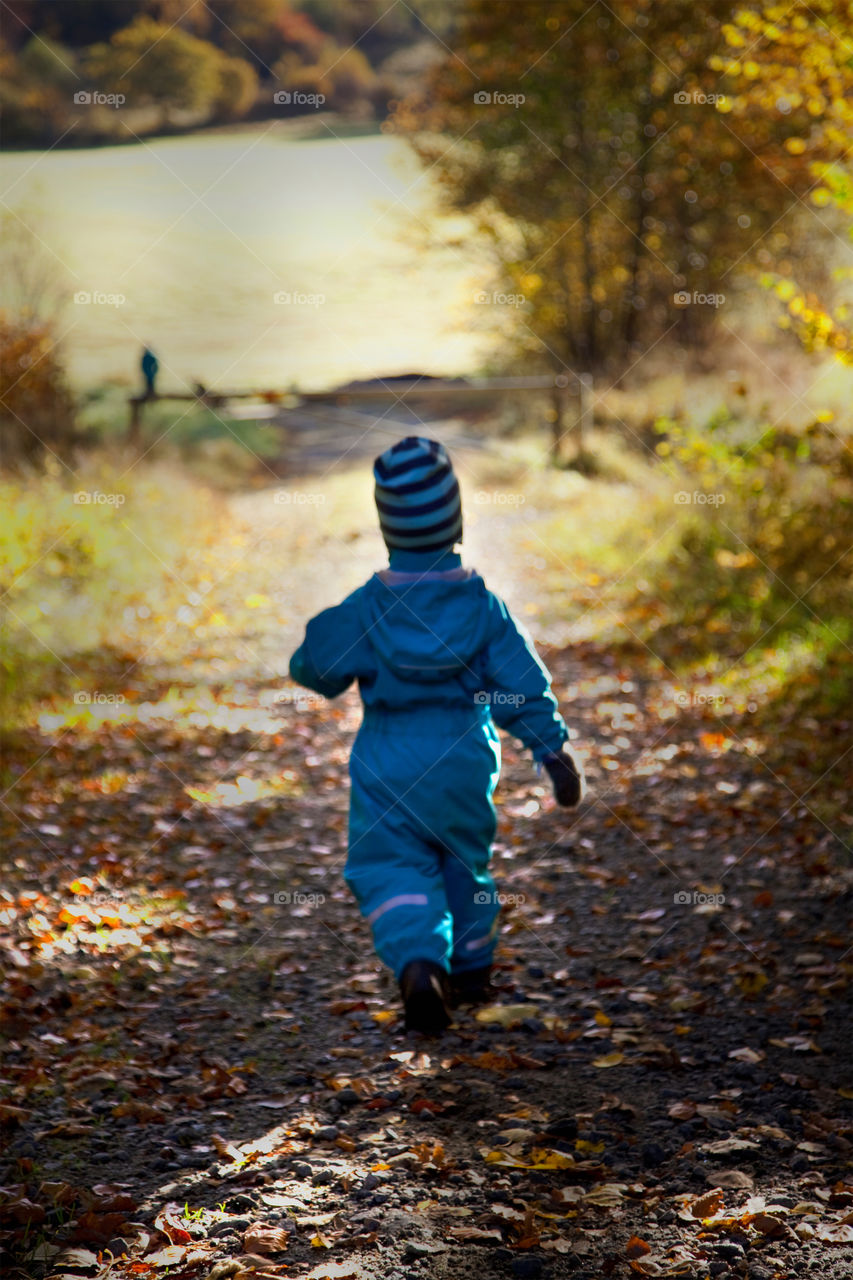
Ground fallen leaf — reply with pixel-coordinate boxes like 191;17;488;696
154;1205;191;1245
667;1101;696;1121
212;1132;243;1162
583;1184;629;1207
593;1052;625;1068
304;1264;359;1280
207;1263;245;1280
750;1212;787;1239
702;1137;759;1155
474;1003;541;1027
71;1211;129;1243
816;1221;853;1244
691;1189;723;1219
448;1226;503;1243
707;1169;753;1190
728;1046;764;1063
410;1098;445;1115
626;1234;652;1257
244;1224;289;1255
144;1245;186;1267
55;1248;99;1272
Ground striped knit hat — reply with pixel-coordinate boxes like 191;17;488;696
373;437;463;553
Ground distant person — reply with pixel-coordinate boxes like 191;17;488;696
141;346;158;399
288;437;586;1035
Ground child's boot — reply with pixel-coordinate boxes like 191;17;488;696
399;959;451;1035
449;964;495;1008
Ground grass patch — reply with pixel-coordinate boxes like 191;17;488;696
0;456;222;735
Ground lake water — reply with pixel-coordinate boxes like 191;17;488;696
0;122;490;392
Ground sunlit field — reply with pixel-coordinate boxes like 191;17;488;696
2;126;489;391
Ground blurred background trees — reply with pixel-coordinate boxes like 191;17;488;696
393;0;848;376
0;0;440;144
717;0;853;364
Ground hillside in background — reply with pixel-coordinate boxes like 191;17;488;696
0;0;450;146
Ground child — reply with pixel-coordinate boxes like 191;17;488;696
289;437;585;1034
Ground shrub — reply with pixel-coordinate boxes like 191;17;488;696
0;313;77;464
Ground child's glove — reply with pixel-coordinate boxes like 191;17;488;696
542;748;585;808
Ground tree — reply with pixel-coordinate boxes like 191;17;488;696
211;52;259;121
83;16;232;125
273;38;377;112
204;0;290;68
0;37;78;145
714;0;853;363
0;214;76;463
393;0;827;376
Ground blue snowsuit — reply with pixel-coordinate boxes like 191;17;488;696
289;547;569;981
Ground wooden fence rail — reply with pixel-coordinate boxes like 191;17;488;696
128;372;594;461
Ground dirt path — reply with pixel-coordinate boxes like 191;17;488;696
2;468;852;1280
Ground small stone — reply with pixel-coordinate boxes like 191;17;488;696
545;1117;578;1141
312;1168;335;1186
210;1218;250;1237
521;1018;545;1034
716;1242;745;1261
227;1193;256;1211
337;1088;359;1107
314;1125;339;1141
106;1238;129;1256
642;1143;667;1168
511;1258;544;1278
291;1161;312;1179
403;1241;441;1259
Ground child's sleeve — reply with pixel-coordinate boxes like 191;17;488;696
480;593;570;762
289;590;372;698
